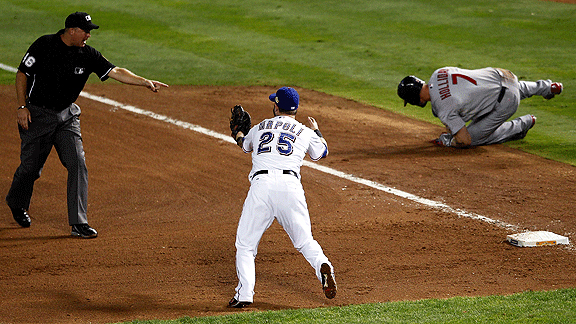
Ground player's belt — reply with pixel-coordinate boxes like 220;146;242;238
251;170;298;179
497;86;508;103
28;101;71;112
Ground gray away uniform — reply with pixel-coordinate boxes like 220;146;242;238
428;67;555;146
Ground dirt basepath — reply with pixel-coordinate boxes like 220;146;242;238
1;84;575;323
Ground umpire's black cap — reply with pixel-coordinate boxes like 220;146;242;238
65;12;99;31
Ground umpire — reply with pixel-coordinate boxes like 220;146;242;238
6;12;168;238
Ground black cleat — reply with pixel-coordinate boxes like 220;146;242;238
71;224;98;238
227;298;252;308
320;263;337;299
9;207;31;228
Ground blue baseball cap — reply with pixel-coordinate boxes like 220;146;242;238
269;87;299;111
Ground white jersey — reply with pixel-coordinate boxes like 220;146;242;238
233;114;333;303
428;67;505;134
242;115;328;179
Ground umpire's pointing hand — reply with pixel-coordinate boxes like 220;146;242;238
145;79;169;92
108;67;169;92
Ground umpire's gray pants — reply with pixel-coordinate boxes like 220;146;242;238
6;103;88;225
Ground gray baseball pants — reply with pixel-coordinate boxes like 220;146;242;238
467;79;555;146
6;103;88;225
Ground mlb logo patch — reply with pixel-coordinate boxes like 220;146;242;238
74;67;85;75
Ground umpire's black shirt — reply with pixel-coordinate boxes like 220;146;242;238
18;29;115;111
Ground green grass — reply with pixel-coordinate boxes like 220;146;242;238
0;0;574;164
1;1;575;321
118;288;576;323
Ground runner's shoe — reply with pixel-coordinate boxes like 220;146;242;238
544;82;563;99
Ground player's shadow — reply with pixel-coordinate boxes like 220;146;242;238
0;227;73;241
338;142;488;160
246;301;295;311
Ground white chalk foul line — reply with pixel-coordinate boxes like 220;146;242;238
0;63;18;73
1;62;517;230
304;162;517;229
79;92;234;143
82;92;518;231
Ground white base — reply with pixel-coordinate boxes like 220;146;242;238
507;231;570;247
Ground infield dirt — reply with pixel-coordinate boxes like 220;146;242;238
1;84;575;323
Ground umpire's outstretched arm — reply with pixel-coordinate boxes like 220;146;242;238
108;67;168;92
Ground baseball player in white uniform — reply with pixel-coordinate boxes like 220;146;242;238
398;67;563;147
228;87;336;308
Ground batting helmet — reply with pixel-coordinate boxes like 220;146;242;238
398;76;426;107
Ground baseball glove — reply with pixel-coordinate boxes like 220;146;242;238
230;105;251;139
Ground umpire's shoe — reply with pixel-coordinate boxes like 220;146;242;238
9;207;31;228
71;224;98;239
320;263;337;299
227;298;252;308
